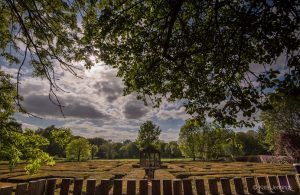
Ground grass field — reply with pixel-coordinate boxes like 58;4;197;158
0;160;297;193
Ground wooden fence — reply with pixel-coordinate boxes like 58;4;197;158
0;174;299;195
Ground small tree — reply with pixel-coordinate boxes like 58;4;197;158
179;119;202;161
66;138;91;161
136;121;161;150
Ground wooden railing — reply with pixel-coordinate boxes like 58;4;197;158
0;174;299;195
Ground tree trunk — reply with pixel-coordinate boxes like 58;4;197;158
77;150;81;162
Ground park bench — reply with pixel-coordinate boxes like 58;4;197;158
0;174;299;195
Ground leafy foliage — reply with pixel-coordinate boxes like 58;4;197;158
91;145;98;160
36;126;73;157
81;0;300;126
179;119;245;160
261;91;300;158
136;121;161;150
66;138;91;161
0;71;54;174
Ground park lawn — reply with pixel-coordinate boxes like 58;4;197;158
0;160;296;194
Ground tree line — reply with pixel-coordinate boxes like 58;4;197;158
1;70;299;175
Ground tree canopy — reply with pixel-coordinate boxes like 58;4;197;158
1;0;299;125
136;121;161;150
82;0;300;126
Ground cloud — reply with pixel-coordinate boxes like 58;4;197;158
23;94;108;119
1;61;197;141
156;106;189;121
123;99;150;119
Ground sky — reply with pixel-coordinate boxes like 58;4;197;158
1;49;288;141
1;58;193;142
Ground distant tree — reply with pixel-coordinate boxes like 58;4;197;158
91;145;98;160
261;92;300;159
179;119;202;161
36;126;73;157
136;121;161;150
224;133;244;158
66;138;91;161
51;128;73;149
119;141;139;159
163;141;182;158
88;137;108;147
236;130;269;155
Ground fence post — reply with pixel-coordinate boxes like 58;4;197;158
15;183;28;195
287;175;300;192
245;177;257;194
86;179;96;195
182;179;193;195
208;178;218;195
268;176;280;193
95;179;111;195
127;179;136;195
0;186;13;195
60;178;71;195
27;181;39;195
173;179;182;195
163;180;172;195
220;178;231;195
195;179;205;195
233;178;244;195
278;175;290;192
113;179;122;195
45;178;57;195
139;179;148;195
257;176;270;194
73;178;83;195
152;179;161;195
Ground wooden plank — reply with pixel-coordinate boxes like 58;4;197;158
220;178;232;195
173;179;182;195
268;176;280;193
287;175;300;192
86;179;96;195
257;176;270;194
28;181;39;195
95;179;111;195
46;178;57;195
15;183;28;195
195;179;205;195
0;186;13;195
73;178;83;195
233;178;245;195
113;179;122;195
127;180;136;195
162;180;172;195
208;178;218;195
39;179;47;195
182;179;193;195
278;175;290;192
139;179;148;195
152;179;161;195
245;177;257;194
60;178;71;195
